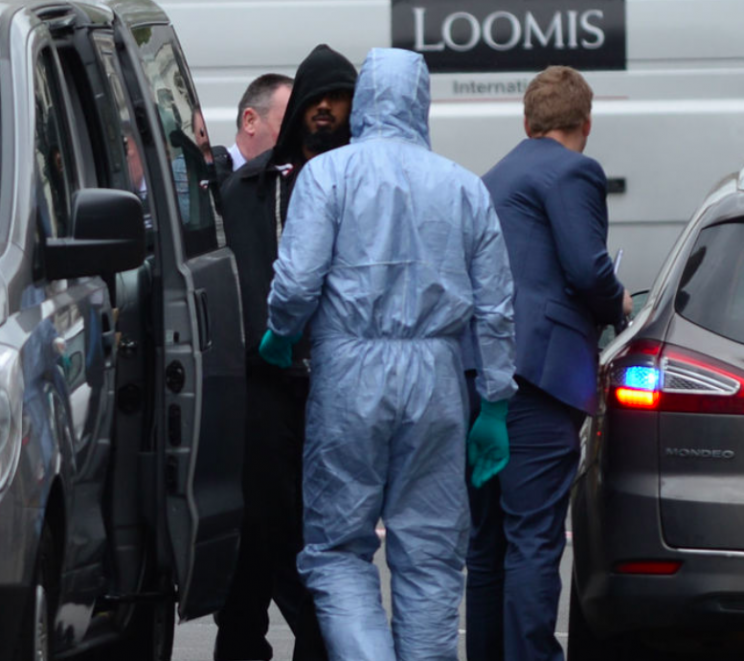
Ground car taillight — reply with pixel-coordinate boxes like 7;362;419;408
614;560;682;575
615;385;660;409
608;341;744;413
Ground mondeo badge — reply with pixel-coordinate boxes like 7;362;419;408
666;448;735;460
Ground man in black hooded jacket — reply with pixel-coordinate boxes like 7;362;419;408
215;44;357;661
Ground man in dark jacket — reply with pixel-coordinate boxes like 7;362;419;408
469;66;632;661
215;44;357;661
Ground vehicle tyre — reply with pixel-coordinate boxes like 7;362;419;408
15;523;57;661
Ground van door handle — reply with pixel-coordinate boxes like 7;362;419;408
194;289;211;351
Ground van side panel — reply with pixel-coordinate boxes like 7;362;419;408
161;0;744;291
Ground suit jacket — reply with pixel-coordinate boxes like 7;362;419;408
482;137;624;414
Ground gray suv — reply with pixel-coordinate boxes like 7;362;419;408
570;168;744;660
0;1;245;659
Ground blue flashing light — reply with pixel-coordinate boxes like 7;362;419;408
623;366;659;392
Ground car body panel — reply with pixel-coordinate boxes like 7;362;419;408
163;0;744;293
658;246;744;551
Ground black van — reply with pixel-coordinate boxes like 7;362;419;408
0;1;245;659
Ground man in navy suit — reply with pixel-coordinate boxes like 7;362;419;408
469;66;632;661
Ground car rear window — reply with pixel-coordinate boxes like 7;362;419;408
675;221;744;344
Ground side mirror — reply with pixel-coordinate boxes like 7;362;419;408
44;188;146;280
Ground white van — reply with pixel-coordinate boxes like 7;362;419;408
160;0;744;292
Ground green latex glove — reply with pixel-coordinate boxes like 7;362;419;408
468;399;510;488
258;329;300;369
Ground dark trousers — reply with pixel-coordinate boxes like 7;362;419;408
466;378;583;661
215;368;327;661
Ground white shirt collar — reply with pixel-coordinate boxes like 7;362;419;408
228;143;247;171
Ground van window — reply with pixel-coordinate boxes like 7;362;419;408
55;45;105;189
675;222;744;344
34;48;75;239
131;24;221;258
90;32;153;230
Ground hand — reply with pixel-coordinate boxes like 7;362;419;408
258;329;300;369
622;289;633;317
467;399;510;488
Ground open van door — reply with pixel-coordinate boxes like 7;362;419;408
114;16;245;619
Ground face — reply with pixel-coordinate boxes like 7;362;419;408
302;89;353;137
239;84;291;159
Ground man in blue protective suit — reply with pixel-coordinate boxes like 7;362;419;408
259;47;516;661
470;66;633;661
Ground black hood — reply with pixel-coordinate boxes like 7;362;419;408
273;44;357;163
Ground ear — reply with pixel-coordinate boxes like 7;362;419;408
242;108;258;136
582;117;592;138
523;116;532;138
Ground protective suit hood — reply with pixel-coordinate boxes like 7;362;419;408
351;48;431;148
